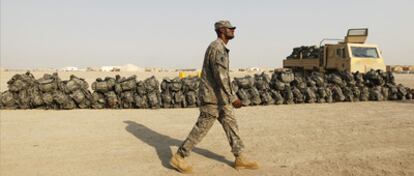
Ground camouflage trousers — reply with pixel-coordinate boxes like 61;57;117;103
177;104;245;157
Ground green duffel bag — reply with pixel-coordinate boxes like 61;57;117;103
397;85;408;97
8;79;28;92
304;87;317;103
317;87;327;100
161;92;172;108
144;76;159;92
53;91;69;105
173;91;185;106
120;75;137;91
161;79;171;91
92;81;110;93
18;89;31;109
332;86;346;102
235;76;254;89
121;91;135;109
248;87;262;105
114;84;123;94
134;94;148;109
121;80;137;91
62;99;76;110
236;89;250;106
39;79;57;93
185;91;197;107
122;91;135;104
271;90;284;105
42;92;54;105
259;91;274;105
77;101;90;109
328;74;343;86
311;74;325;87
91;92;106;109
280;71;294;83
1;91;17;109
70;89;86;104
283;88;294;104
170;78;182;92
105;91;119;108
65;79;81;93
70;75;89;89
136;81;147;96
359;87;369;101
147;92;160;108
381;87;389;100
31;92;44;107
182;77;199;92
292;87;304;103
105;77;116;89
369;86;384;101
272;81;285;91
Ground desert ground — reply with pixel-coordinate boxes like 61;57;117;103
1;71;414;176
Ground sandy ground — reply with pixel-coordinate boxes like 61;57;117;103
1;71;414;176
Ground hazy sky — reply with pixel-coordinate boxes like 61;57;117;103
1;0;413;69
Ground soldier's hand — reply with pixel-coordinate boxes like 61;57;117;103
232;99;242;109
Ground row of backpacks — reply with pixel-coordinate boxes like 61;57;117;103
232;69;413;106
0;72;202;110
1;70;413;110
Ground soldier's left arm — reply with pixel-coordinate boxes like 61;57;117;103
210;49;238;103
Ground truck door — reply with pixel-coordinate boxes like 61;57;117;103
335;47;347;71
325;45;346;71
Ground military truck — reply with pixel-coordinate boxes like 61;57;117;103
283;28;386;73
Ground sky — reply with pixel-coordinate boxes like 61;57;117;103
1;0;413;69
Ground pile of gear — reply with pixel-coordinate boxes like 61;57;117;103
286;45;323;59
90;75;162;109
232;75;261;106
160;77;200;108
232;69;413;106
0;72;201;110
1;70;413;110
0;72;91;109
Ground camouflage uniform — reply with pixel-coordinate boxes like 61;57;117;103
177;38;245;157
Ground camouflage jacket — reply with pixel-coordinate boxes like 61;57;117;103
199;38;237;105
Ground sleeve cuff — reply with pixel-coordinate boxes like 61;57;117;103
229;94;238;103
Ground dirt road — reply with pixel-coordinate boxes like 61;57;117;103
1;101;414;176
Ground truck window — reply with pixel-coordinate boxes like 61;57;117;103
351;47;379;58
336;48;345;58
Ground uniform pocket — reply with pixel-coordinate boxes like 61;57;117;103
199;85;212;103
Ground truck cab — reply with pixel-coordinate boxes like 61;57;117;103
283;28;386;73
324;29;386;73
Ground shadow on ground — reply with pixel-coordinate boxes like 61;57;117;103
124;120;233;170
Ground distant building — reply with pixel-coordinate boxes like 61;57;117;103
119;64;144;72
86;67;100;71
98;64;143;72
100;66;120;72
247;67;260;72
60;66;79;71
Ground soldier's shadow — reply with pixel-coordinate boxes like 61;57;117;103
123;120;233;170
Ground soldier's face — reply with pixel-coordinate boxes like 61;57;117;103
225;28;235;40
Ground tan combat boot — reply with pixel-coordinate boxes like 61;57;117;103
170;153;193;174
234;154;259;170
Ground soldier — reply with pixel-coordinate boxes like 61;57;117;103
170;20;259;173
